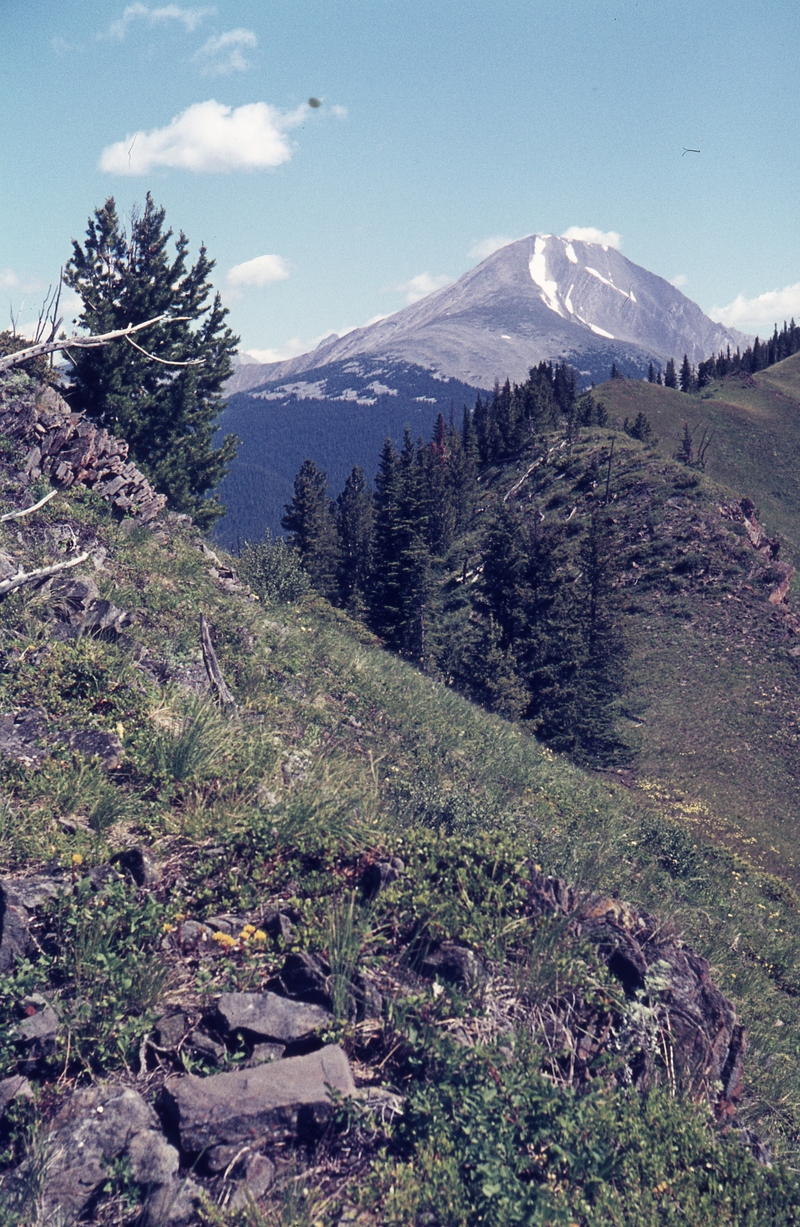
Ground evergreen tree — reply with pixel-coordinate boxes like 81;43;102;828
282;459;339;598
664;358;678;389
648;362;656;384
425;413;458;557
679;353;695;393
335;465;374;615
64;194;239;529
572;512;626;760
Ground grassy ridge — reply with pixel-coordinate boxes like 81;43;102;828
596;352;800;559
3;385;800;1217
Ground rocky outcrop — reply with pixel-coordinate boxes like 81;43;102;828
0;383;166;521
37;1085;189;1225
527;869;746;1115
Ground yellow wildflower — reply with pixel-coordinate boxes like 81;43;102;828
162;923;175;933
240;924;256;939
72;853;83;866
252;930;267;943
212;931;237;948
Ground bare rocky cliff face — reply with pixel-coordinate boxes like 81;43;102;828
230;235;751;395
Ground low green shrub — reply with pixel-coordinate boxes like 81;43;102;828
238;531;311;605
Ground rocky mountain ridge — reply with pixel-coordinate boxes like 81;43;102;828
230;235;751;395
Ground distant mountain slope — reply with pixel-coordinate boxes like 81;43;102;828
218;237;751;545
214;360;481;547
230;234;751;395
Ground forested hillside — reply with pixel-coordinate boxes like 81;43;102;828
275;357;800;883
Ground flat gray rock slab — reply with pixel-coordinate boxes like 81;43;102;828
215;991;332;1041
162;1043;356;1153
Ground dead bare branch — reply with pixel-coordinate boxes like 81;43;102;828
0;315;192;372
124;334;204;367
200;613;236;709
0;489;58;522
0;551;90;596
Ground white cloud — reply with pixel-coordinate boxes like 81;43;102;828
468;235;518;261
99;98;311;175
670;274;688;288
244;331;347;364
193;28;256;75
104;4;215;39
562;226;622;250
710;283;800;332
227;254;290;289
396;272;453;305
330;104;348;120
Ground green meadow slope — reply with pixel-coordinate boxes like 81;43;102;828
3;373;800;1221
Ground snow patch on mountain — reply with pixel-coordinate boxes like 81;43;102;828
529;237;566;319
585;266;634;301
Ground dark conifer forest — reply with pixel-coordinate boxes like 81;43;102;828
273;362;625;764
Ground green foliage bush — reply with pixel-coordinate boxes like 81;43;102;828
369;1028;800;1226
238;530;312;604
0;878;166;1080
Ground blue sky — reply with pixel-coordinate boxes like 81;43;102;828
2;0;799;359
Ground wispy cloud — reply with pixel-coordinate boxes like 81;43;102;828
103;4;215;40
562;226;622;250
51;35;79;55
193;28;256;75
227;254;290;289
670;274;689;288
710;283;800;332
468;235;519;261
99;98;314;175
396;272;453;305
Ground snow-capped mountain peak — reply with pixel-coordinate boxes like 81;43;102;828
228;234;751;395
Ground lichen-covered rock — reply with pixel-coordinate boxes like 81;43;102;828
39;1085;179;1221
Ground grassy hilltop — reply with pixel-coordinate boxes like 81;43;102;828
597;352;800;558
3;368;800;1223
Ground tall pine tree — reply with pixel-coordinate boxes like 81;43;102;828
64;194;239;529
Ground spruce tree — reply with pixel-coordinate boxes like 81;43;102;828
573;512;626;760
335;465;374;615
369;432;433;659
282;459;339;598
664;358;678;389
679;353;695;393
64;194;239;529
